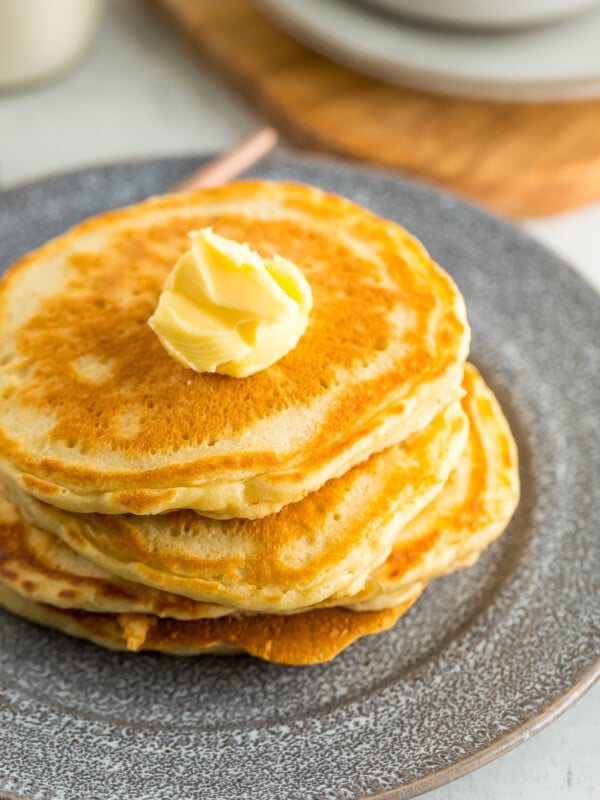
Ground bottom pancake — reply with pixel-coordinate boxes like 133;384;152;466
0;581;423;665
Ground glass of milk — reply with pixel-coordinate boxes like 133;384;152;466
0;0;103;89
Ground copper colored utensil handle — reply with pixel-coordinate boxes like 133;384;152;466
171;127;279;192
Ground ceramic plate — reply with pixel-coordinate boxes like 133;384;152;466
0;156;598;800
254;0;600;100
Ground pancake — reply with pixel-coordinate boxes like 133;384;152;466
0;490;419;617
0;367;518;664
0;366;519;623
0;181;469;518
2;400;469;612
0;494;228;620
0;582;424;665
339;364;520;610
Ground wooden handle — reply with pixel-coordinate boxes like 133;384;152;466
171;127;279;191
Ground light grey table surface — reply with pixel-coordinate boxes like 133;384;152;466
0;1;598;798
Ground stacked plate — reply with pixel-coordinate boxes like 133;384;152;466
255;0;600;100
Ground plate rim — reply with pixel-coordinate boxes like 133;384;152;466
373;663;599;800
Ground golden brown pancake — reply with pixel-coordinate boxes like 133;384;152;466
0;366;519;623
0;367;519;664
2;401;468;612
0;181;469;518
0;582;423;665
339;364;520;610
0;494;228;620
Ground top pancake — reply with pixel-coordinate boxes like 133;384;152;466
0;181;469;517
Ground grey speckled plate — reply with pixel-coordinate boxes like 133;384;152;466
0;156;598;800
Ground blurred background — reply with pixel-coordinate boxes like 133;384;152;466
2;0;600;287
0;0;598;797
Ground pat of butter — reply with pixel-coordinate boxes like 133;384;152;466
148;228;312;378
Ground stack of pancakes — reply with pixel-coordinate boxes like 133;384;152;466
0;182;519;664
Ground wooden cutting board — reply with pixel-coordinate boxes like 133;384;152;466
157;0;600;217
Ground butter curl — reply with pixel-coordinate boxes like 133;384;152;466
148;228;313;378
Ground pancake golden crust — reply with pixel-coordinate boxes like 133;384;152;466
4;402;468;612
345;364;520;610
0;581;422;665
0;181;469;517
0;494;226;619
0;366;519;663
0;365;518;622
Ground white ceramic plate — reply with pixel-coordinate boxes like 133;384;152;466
254;0;600;100
360;0;600;31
